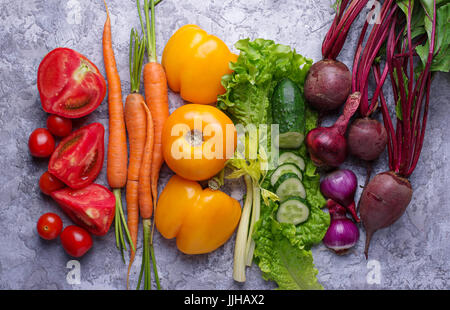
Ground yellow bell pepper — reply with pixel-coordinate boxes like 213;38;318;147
155;175;241;254
162;24;238;105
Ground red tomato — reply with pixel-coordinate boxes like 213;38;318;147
37;48;106;118
60;225;93;258
48;123;105;189
39;171;65;195
36;213;63;240
51;184;116;236
47;115;72;137
28;128;55;158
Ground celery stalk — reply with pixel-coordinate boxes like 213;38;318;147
232;175;253;282
245;183;260;266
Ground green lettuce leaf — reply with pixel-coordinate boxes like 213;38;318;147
218;38;312;127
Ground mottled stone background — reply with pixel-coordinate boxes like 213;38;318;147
0;0;449;290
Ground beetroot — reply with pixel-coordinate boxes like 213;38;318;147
304;59;352;112
359;171;412;258
305;0;368;113
347;118;388;161
51;183;116;236
306;92;360;167
346;1;396;167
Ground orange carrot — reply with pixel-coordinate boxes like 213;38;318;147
103;0;127;189
134;0;165;290
137;102;157;291
102;0;134;258
138;102;154;220
124;93;147;264
143;62;169;210
125;180;139;252
140;0;169;227
122;24;148;289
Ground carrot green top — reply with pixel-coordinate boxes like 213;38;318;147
129;28;146;93
137;0;162;63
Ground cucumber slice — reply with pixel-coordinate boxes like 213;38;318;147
275;175;306;201
270;163;303;187
278;152;305;171
278;132;304;149
277;197;310;225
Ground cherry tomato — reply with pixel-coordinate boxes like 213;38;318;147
28;128;55;158
46;115;72;137
60;225;93;258
36;213;63;240
39;171;65;195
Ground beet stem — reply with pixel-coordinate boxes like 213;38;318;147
407;74;431;177
322;0;369;60
352;0;397;117
322;0;350;58
373;64;397;171
386;0;437;177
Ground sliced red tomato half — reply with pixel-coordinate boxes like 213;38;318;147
38;48;106;118
48;122;105;189
51;184;115;236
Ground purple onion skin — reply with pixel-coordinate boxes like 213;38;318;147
348;118;388;161
306;127;347;168
323;201;360;255
304;59;352;112
320;169;357;207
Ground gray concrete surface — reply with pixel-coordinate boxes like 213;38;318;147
0;0;449;290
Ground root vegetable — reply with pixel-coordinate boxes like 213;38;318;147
304;0;369;113
347;117;388;161
304;60;352;112
306;92;360;167
323;200;359;255
359;171;412;258
357;0;445;258
347;0;396;165
320;169;360;222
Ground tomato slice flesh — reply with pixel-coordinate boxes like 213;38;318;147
38;48;106;119
48;123;104;189
51;184;116;236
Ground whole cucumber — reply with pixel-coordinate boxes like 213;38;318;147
272;78;306;149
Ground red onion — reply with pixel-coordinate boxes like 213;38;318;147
306;92;360;168
320;169;357;206
323;200;359;255
320;169;360;222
